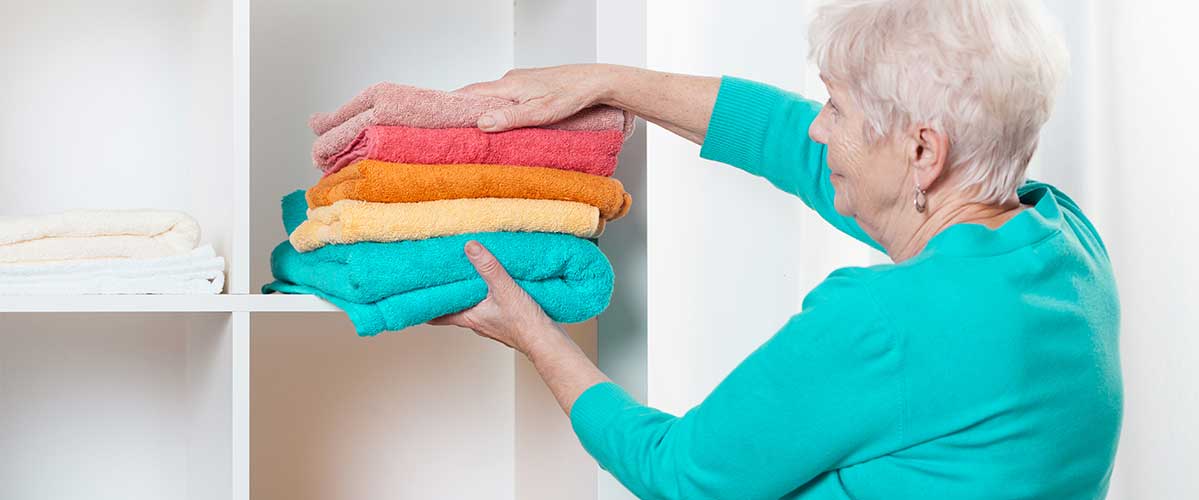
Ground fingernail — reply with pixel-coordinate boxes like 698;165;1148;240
478;115;496;129
466;241;482;257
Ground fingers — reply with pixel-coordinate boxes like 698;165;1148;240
428;312;465;327
464;241;519;296
452;80;516;100
454;80;555;132
454;69;530;100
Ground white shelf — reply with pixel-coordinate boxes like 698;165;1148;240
234;294;341;312
0;0;634;499
0;294;340;313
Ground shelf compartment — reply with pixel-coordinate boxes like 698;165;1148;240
0;313;240;500
249;314;518;499
0;0;241;294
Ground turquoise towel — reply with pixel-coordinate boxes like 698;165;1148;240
262;190;615;336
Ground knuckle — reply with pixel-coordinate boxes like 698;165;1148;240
476;255;502;274
500;107;523;125
509;104;550;126
526;104;551;122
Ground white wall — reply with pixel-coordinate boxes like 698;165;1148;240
644;0;870;418
1096;2;1199;498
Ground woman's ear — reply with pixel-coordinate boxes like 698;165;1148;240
908;124;950;189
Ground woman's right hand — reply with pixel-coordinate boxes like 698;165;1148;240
454;64;620;133
459;64;718;145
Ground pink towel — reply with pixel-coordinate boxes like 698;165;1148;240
310;82;635;169
323;126;624;177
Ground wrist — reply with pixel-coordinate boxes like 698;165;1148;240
520;321;574;364
591;64;636;107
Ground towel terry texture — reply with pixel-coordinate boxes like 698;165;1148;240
263;190;614;336
308;160;632;220
322;125;624;176
0;245;225;295
0;209;200;263
310;82;634;168
290;197;604;252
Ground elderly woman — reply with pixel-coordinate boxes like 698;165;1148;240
433;1;1122;498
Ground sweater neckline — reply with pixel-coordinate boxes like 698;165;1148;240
921;184;1063;257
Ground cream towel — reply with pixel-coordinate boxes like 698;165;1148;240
0;209;200;263
289;198;603;253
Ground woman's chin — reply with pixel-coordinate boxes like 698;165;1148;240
831;195;854;217
829;176;853;215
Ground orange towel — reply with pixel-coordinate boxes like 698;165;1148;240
306;160;633;221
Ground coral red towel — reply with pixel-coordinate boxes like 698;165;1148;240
323;126;624;177
311;82;634;169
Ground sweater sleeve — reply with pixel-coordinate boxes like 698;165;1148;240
699;76;883;252
569;270;904;499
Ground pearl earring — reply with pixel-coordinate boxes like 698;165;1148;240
914;184;927;213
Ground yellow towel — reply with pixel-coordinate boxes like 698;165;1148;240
289;198;604;252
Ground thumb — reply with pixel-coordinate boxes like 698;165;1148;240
477;100;557;132
464;241;518;296
428;311;466;327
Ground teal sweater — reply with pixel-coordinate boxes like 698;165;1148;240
569;77;1122;499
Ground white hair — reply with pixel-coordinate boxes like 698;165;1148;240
809;0;1070;204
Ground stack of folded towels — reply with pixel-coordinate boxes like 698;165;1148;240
0;209;225;294
263;82;634;336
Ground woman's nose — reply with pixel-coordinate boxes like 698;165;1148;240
809;108;831;145
809;118;829;145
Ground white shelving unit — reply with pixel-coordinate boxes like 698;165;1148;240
0;1;647;499
0;295;340;313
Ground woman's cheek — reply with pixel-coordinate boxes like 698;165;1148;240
828;163;855;214
829;140;869;215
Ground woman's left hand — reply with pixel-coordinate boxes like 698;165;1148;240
428;240;557;354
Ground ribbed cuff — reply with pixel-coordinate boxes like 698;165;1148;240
570;381;638;459
699;76;787;173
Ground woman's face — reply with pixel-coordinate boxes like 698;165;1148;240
808;78;909;222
